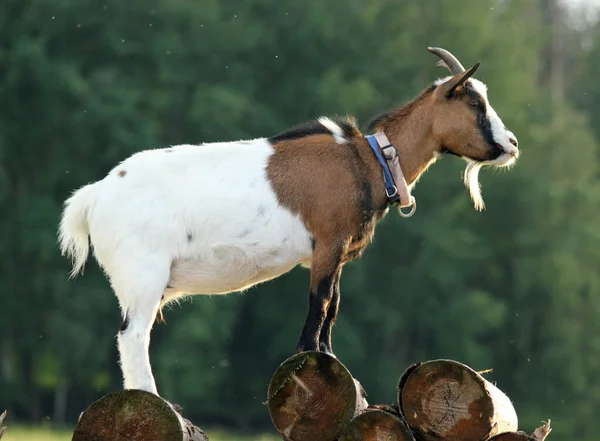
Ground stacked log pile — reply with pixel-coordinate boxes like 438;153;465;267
267;353;552;441
67;353;551;440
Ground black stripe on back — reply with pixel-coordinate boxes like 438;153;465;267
269;116;358;144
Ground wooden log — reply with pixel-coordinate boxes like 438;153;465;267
531;420;552;440
0;410;6;439
338;409;416;441
489;434;535;441
72;389;208;441
398;359;518;441
267;351;368;441
489;420;552;441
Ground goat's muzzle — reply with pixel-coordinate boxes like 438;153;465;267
493;144;519;167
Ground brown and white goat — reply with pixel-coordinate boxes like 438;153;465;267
59;47;519;397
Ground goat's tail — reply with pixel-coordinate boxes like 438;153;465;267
58;183;95;278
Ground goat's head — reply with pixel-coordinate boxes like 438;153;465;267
428;47;519;210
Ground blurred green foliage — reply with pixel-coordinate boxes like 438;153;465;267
1;0;600;439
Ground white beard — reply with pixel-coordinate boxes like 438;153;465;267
463;152;516;211
464;160;485;211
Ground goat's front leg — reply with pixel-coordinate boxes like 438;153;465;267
296;244;343;353
318;270;341;357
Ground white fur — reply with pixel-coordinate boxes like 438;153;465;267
59;138;314;393
318;117;347;144
433;75;454;86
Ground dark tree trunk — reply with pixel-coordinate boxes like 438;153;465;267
539;0;566;106
52;377;68;426
1;336;14;383
398;360;518;441
266;351;368;441
72;390;208;441
22;349;41;422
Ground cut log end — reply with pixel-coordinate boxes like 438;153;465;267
338;409;416;441
267;351;367;441
399;359;518;441
72;390;208;441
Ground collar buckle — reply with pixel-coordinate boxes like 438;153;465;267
385;185;399;199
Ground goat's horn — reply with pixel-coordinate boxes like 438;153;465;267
428;47;465;74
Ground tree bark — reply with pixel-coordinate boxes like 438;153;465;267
338;408;415;441
398;359;518;441
72;390;208;441
489;434;535;441
489;420;552;441
0;410;7;439
267;351;368;441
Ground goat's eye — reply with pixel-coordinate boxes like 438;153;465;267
469;101;479;109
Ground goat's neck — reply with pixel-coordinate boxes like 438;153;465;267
378;106;440;186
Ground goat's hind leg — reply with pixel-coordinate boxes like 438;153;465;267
111;258;170;396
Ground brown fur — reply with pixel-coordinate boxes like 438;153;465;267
268;132;389;351
431;72;501;162
268;134;388;267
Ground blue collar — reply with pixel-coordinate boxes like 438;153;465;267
365;134;400;205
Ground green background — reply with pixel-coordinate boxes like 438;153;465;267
1;0;600;439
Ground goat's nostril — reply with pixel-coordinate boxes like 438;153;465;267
509;137;518;148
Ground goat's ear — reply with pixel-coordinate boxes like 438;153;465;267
442;62;481;98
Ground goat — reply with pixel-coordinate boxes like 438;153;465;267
58;47;519;398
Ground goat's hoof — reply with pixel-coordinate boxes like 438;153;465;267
319;342;337;358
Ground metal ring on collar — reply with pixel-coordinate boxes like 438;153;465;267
397;199;416;218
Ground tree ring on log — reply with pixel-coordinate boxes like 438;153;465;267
338;409;416;441
267;351;366;441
